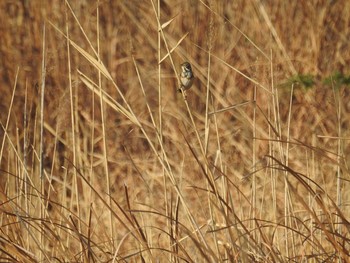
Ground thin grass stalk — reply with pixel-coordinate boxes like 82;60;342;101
181;95;217;245
268;49;279;252
283;143;289;255
265;39;287;258
157;0;162;148
15;118;21;218
24;78;29;249
181;90;219;197
96;0;114;249
335;84;342;209
64;5;82;255
252;85;257;241
30;106;38;255
310;133;317;257
156;0;170;256
131;57;161;255
204;3;222;259
39;24;45;181
270;65;289;256
304;145;313;257
210;96;230;258
88;4;97;249
204;8;212;157
39;23;46;262
286;83;296;257
130;56;160;256
48;108;60;259
334;81;343;260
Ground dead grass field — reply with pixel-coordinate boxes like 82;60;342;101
1;0;350;262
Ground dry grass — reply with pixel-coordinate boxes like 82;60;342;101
1;0;350;262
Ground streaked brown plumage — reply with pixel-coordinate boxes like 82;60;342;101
178;62;194;92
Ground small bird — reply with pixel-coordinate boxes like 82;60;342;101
178;62;194;92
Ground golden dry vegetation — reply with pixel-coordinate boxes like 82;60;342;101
1;0;350;262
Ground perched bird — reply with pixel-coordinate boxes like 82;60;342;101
178;62;194;92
